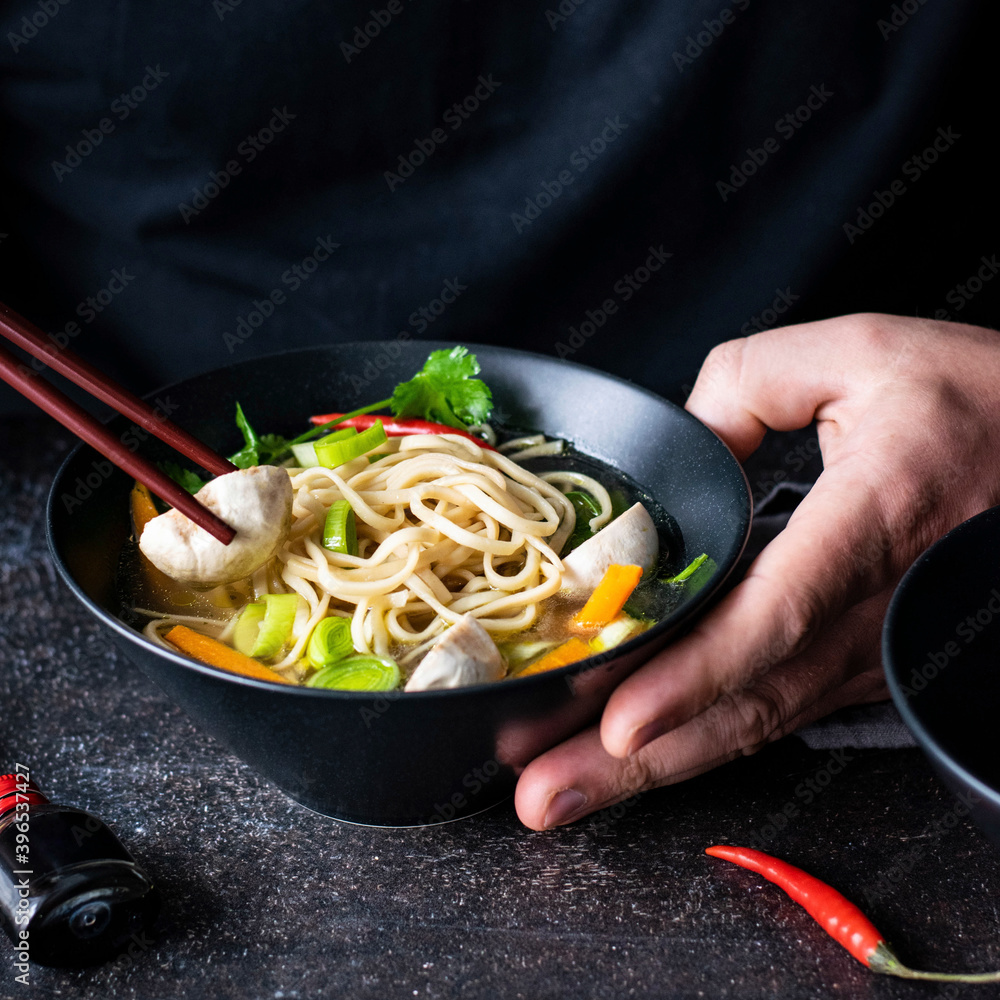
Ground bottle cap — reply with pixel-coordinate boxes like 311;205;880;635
0;772;49;817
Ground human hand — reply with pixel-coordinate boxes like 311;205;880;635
515;314;1000;830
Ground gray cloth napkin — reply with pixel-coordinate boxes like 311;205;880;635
745;482;917;750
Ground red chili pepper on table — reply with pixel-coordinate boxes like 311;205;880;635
309;412;497;450
706;845;1000;983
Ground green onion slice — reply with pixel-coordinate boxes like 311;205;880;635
323;499;358;555
314;420;387;468
306;616;355;668
232;602;266;656
306;655;400;691
249;593;300;658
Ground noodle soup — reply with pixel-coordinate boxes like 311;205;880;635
125;428;689;691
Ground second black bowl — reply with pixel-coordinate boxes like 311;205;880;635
883;504;1000;850
47;342;751;825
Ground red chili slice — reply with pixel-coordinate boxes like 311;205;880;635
309;412;496;450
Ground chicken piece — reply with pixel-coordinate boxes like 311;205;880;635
561;501;659;595
139;466;293;588
404;615;506;691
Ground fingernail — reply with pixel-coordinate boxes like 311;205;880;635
543;788;588;829
627;719;667;756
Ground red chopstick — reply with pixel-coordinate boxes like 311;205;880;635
0;307;236;545
0;301;235;477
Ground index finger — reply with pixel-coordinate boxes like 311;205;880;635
685;314;912;459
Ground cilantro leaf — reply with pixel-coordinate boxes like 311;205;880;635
228;402;261;469
228;405;293;468
389;347;493;430
159;461;207;494
258;433;292;464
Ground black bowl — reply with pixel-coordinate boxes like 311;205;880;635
883;505;1000;849
47;342;751;826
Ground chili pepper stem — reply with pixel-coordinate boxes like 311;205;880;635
870;942;1000;983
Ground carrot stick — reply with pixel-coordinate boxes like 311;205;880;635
164;624;294;685
572;564;643;629
518;637;592;676
130;481;159;537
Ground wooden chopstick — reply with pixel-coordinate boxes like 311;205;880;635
0;339;236;546
0;301;236;477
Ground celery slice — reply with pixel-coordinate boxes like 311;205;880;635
314;420;387;468
306;655;400;691
250;593;300;658
306;616;355;668
323;499;357;555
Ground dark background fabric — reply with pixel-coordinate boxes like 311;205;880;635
0;0;995;415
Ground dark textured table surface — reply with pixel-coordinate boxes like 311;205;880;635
3;416;1000;1000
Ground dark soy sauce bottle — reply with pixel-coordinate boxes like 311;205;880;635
0;773;160;966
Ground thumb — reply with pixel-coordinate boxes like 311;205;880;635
599;459;895;758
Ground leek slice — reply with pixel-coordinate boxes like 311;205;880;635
250;593;300;658
306;616;355;668
314;420;387;468
323;499;357;555
290;442;319;467
589;615;642;653
233;603;266;656
306;655;400;691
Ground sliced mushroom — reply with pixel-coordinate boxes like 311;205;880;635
561;501;659;595
139;466;293;588
404;615;506;691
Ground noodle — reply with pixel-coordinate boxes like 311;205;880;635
132;423;662;689
271;434;569;668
